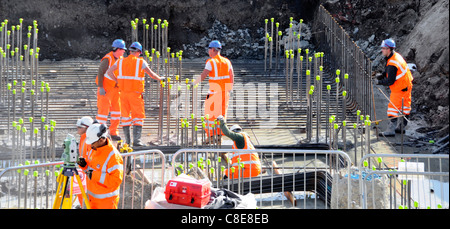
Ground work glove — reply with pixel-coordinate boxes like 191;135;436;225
77;157;87;168
99;87;106;96
373;79;379;85
216;115;225;123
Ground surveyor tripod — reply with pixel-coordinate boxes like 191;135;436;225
52;164;90;209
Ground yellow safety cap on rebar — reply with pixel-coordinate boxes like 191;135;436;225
17;164;23;173
377;157;382;163
363;160;368;167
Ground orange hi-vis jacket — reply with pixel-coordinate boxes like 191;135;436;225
79;133;90;160
116;55;146;127
77;133;90;207
80;139;123;209
226;132;261;179
386;52;413;117
96;52;121;91
204;54;233;136
116;55;146;93
96;52;122;135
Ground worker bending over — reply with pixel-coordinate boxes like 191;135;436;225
106;42;165;147
216;115;261;179
96;39;126;141
374;39;413;136
193;40;234;144
77;122;123;209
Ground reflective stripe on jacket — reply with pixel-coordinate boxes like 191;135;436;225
85;139;123;201
117;55;145;93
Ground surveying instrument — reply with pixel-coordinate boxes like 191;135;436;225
52;134;91;209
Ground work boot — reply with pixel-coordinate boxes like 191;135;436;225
133;125;145;147
395;125;406;134
217;135;222;145
395;117;408;134
202;135;220;145
110;135;122;141
203;136;213;145
123;126;131;145
379;119;397;137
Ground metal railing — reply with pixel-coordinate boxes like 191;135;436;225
0;161;63;209
119;150;166;209
0;150;166;209
358;154;449;209
170;148;352;209
2;147;447;209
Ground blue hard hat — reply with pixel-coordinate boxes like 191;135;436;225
129;42;143;52
112;39;127;50
380;39;396;49
208;40;222;49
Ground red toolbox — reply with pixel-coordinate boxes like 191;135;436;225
165;176;211;208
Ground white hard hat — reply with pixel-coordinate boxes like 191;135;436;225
76;116;94;128
230;124;242;133
85;123;108;144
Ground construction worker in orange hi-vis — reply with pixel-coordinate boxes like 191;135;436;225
192;40;234;144
75;116;93;208
96;39;127;141
374;39;414;137
77;122;123;209
216;115;261;179
106;41;165;147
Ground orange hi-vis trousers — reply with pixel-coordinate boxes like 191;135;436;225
204;91;230;137
96;87;121;136
120;91;145;127
387;85;412;118
204;87;231;137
